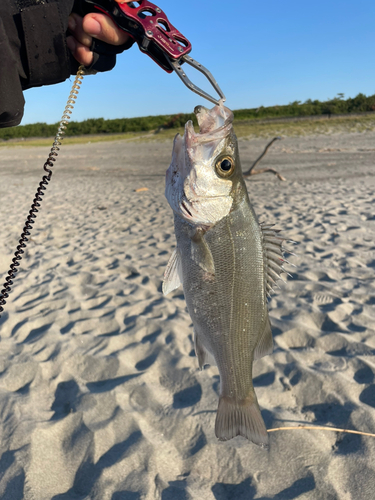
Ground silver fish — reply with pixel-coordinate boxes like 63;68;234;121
163;104;288;447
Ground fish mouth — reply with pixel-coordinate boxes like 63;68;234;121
183;105;234;152
195;104;233;133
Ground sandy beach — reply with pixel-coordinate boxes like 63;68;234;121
0;128;375;499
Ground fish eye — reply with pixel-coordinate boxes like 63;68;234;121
215;156;235;178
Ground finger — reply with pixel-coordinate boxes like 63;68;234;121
82;13;130;46
68;13;92;47
66;36;94;66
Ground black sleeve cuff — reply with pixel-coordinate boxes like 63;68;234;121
84;36;135;73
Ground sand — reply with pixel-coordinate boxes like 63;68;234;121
0;129;374;499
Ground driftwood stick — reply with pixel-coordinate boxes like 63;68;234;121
267;425;375;438
244;136;281;174
243;136;285;180
247;167;286;182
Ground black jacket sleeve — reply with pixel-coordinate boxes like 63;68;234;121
0;0;75;128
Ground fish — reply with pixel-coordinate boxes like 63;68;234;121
163;103;289;447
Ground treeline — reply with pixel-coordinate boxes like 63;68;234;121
234;93;375;120
1;93;375;141
0;113;197;140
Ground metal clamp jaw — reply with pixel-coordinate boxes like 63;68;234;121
77;0;226;105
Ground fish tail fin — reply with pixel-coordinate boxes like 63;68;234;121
215;395;269;448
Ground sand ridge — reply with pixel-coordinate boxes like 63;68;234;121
0;132;374;498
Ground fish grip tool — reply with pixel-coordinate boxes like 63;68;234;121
77;0;226;105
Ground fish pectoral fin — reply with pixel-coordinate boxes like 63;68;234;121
194;331;216;369
215;395;269;448
253;320;273;360
190;231;215;274
162;248;183;295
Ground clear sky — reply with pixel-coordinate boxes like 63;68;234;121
21;0;375;124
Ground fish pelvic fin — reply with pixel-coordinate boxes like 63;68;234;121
194;331;216;369
254;319;273;360
215;395;269;448
162;248;183;295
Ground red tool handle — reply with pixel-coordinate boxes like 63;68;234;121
118;1;191;60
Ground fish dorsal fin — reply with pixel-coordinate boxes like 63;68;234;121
162;248;183;295
194;331;216;369
254;320;273;360
260;223;289;298
190;228;215;274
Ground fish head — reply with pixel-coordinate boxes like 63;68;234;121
165;104;246;226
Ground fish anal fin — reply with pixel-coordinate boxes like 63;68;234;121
190;229;215;274
162;248;183;296
215;395;269;448
194;331;216;369
254;320;273;360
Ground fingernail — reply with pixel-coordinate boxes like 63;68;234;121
87;19;101;36
66;37;76;52
68;16;76;31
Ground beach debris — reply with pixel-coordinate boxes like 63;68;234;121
134;187;149;193
163;103;291;446
243;137;286;181
268;425;375;438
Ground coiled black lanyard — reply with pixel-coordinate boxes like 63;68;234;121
0;66;85;319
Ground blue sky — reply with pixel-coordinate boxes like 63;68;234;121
22;0;375;124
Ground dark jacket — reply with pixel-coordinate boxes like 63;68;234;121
0;0;77;128
0;0;134;129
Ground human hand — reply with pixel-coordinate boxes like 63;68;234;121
67;0;133;67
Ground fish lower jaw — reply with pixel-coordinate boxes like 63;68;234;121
180;200;193;218
177;200;208;226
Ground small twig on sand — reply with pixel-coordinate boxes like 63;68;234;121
268;425;375;438
243;136;286;181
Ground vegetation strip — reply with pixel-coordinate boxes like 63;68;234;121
1;93;375;141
